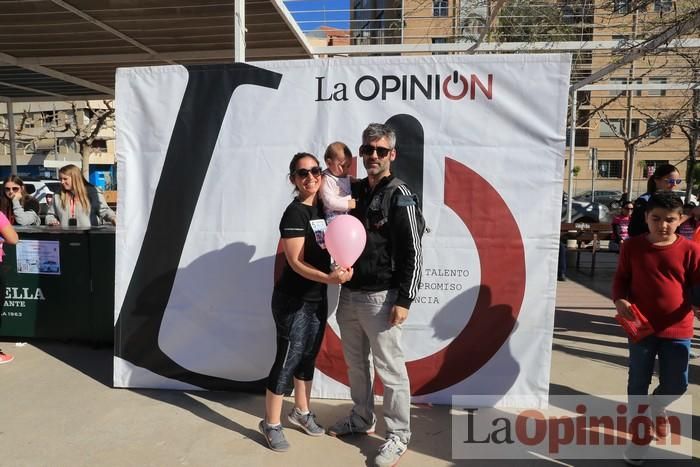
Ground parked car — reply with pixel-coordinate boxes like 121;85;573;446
562;193;611;223
671;191;698;206
573;190;623;209
20;179;59;204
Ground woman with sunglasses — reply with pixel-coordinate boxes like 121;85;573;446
259;152;353;452
610;202;634;252
629;164;685;237
0;175;41;226
45;164;116;227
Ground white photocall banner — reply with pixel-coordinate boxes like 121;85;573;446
114;55;571;406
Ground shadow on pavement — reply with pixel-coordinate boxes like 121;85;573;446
563;250;617;300
33;339;113;387
133;389;264;446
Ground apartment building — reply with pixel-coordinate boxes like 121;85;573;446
580;0;697;198
350;0;403;44
349;0;464;46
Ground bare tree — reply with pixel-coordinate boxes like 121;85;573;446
2;101;114;178
669;50;700;197
0;111;34;155
580;1;700;194
60;101;114;179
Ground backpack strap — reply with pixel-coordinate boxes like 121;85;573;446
383;178;416;216
380;178;424;232
367;177;427;235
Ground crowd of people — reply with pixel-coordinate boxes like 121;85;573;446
595;164;698;465
0;164;116;365
0;164;115;229
557;163;699;465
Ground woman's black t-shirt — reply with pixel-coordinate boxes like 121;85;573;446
275;199;330;302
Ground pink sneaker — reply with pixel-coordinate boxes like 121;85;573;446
0;352;14;364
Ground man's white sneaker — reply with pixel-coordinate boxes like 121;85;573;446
374;434;407;467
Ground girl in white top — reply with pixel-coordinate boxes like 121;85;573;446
319;142;356;223
46;164;116;227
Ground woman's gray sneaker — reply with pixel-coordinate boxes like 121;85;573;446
287;409;325;436
327;413;376;437
259;420;290;452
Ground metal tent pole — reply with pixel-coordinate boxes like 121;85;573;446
7;100;17;174
567;89;577;223
234;0;246;62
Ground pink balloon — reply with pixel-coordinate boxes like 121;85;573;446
325;215;366;268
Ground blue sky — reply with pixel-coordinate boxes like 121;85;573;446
283;1;350;31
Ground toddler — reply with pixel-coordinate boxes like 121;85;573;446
319;142;355;223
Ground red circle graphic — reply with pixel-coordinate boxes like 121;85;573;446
315;157;527;395
442;74;469;100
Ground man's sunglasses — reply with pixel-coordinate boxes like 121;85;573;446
293;166;322;178
4;186;20;193
359;144;392;158
664;178;683;185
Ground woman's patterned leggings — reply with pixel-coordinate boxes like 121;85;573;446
266;289;327;395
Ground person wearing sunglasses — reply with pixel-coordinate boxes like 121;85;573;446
328;123;423;467
45;164;115;227
629;164;687;237
0;175;40;226
259;152;353;452
610;203;634;252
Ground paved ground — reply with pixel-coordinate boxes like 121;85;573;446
0;252;698;466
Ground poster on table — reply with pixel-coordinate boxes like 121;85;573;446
114;54;571;406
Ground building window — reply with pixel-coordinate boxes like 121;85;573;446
609;78;626;96
613;0;630;14
648;77;667;96
433;0;448;17
58;137;76;153
644;160;670;178
597;160;623;178
432;37;448;55
565;128;589;147
630;119;640;137
609;77;642;96
90;140;108;152
600;119;623;137
646;119;670;138
42;111;56;126
654;0;673;13
600;119;639;138
632;78;642;96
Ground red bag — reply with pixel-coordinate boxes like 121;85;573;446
615;304;654;343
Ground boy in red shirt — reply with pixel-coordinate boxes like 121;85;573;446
612;193;700;465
